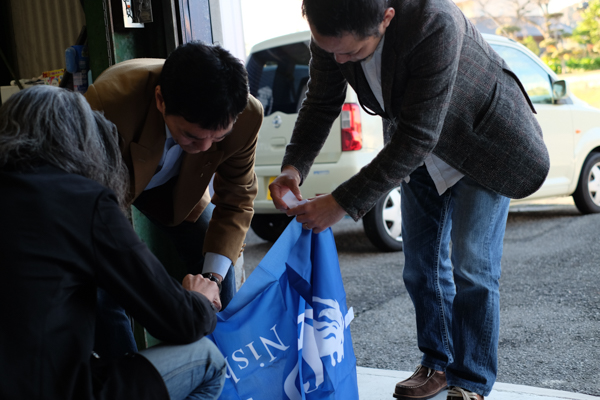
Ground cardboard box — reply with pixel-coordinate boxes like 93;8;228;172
0;86;21;103
42;69;64;86
0;84;36;104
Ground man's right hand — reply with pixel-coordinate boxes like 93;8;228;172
182;274;222;311
269;165;303;211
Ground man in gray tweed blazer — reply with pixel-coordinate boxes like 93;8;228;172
269;0;550;399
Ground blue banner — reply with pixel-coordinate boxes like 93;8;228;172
208;220;358;400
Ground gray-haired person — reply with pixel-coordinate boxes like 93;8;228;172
268;0;550;399
0;85;226;400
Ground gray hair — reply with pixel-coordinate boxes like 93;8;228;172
0;85;129;210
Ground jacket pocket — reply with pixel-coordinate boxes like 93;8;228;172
502;68;536;113
473;80;501;135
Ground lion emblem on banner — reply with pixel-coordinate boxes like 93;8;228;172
284;297;354;399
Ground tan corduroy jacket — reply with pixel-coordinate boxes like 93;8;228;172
86;58;263;262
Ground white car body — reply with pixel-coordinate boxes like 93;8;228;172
248;32;384;215
486;36;600;203
247;31;600;250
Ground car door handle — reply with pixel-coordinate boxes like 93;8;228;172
270;137;287;148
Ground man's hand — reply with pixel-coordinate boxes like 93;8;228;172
182;274;222;311
286;194;346;234
269;165;303;211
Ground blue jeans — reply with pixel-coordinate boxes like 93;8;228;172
140;338;226;400
95;288;138;357
401;166;510;396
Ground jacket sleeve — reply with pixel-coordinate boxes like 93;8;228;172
282;39;349;184
332;12;462;220
203;95;263;263
92;189;217;344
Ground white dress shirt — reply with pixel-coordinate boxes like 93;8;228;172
145;126;183;191
144;125;232;278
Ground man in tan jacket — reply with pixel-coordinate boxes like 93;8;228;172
85;41;263;357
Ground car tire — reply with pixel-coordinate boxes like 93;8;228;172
250;214;294;243
573;152;600;214
362;187;403;252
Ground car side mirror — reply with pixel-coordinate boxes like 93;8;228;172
552;80;567;100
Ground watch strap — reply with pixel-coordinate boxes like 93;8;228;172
201;272;222;293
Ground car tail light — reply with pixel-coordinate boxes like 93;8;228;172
341;103;362;151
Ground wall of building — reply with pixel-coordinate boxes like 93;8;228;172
9;0;85;79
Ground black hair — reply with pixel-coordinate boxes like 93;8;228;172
159;41;249;130
302;0;389;39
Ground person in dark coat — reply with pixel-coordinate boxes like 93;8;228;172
268;0;550;399
0;85;226;400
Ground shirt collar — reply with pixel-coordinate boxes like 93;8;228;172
165;123;173;141
361;34;385;65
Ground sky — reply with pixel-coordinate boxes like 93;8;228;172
548;0;583;12
239;0;584;57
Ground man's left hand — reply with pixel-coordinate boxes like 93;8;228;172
182;274;222;311
285;194;346;234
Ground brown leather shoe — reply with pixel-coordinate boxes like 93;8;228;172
393;365;448;399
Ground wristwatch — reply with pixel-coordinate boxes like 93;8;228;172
202;272;222;293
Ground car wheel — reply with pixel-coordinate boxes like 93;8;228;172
573;152;600;214
362;187;403;252
250;214;294;242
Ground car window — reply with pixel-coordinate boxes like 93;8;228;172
491;44;553;104
247;41;311;117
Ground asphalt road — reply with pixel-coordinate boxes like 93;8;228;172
242;198;600;397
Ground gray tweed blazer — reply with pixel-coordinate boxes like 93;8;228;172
282;0;550;220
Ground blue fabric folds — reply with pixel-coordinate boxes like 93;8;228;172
208;219;358;400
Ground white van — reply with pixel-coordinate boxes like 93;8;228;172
246;31;600;251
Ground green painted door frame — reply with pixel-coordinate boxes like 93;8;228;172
83;0;217;350
82;0;177;80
